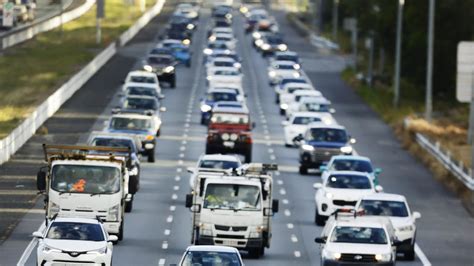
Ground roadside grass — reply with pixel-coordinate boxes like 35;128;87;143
0;0;154;139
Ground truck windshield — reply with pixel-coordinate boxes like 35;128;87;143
204;184;261;211
210;113;249;124
51;165;121;194
330;226;388;245
182;251;242;266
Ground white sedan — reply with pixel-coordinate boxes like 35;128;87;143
267;60;301;85
313;171;383;225
177;245;244;266
282;112;336;146
34;217;116;266
123;70;159;88
206;57;241;76
187;154;242;190
279;85;321;115
286;96;334;119
209;32;237;50
207;66;243;88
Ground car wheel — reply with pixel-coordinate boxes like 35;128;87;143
156;129;161;137
186;60;191;67
315;208;325;226
170;76;176;88
117;221;124;242
275;95;280;104
147;150;155;163
299;165;308;175
125;200;133;213
244;151;252;163
279;109;286;116
248;248;261;258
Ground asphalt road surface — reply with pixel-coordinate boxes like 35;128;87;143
0;1;473;266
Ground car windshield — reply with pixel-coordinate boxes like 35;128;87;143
292;116;321;125
204;184;261;211
148;56;172;65
274;64;295;70
126;87;157;97
276;55;298;62
208;92;237;102
150;48;171;55
46;222;105;241
330;159;373;173
210;113;249;124
199;160;240;169
287;87;310;93
266;36;283;44
213;70;239;76
281;79;306;85
307;128;348;142
129;75;156;84
110;117;151;131
304;102;330;112
209;42;229;49
214;61;234;67
124;97;157;110
359;200;409;217
330;226;388;244
51;165;121;194
326;175;372;189
182;251;242;266
91;138;137;153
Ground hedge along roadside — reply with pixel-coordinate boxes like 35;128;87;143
0;0;167;165
1;0;95;50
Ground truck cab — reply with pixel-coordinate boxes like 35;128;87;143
185;163;279;258
36;145;133;241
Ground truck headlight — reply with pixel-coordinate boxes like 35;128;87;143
186;24;194;30
302;144;314;151
200;104;212;112
269;71;276;78
375;253;392;262
107;205;120;221
203;48;213;55
199;223;212;236
164;66;175;73
50;202;60;216
230;133;238;141
397;225;414;232
340;146;353;154
322;250;341;260
182;39;191;46
252;32;261;39
144;143;154;150
88;247;107;255
249;231;261;238
278;44;288;51
255;39;263;47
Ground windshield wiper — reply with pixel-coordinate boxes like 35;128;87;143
90;193;102;197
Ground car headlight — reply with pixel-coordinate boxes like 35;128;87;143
182;39;191;46
261;44;271;50
325;192;333;199
340;146;353;154
255;39;264;47
278;44;288;51
252;32;261;39
200;104;212;112
164;66;175;73
302;144;314;151
269;71;277;77
49;202;60;216
280;103;289;110
322;250;341;260
143;65;153;72
186;24;194;30
221;133;230;140
233;62;241;69
107;204;120;221
42;245;61;253
88;247;107;255
203;48;213;55
144;143;154;150
129;166;139;176
375;253;392;262
397;225;414;232
294;64;301;70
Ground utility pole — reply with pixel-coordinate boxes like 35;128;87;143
96;0;105;45
425;0;435;121
332;0;339;41
366;35;374;87
393;0;405;107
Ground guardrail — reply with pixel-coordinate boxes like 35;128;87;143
1;0;95;50
0;0;167;165
414;132;474;190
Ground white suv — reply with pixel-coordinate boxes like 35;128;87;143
313;171;383;225
355;193;421;260
34;217;116;266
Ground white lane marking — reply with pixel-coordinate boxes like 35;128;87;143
279;188;286;195
284;209;291;216
270;155;276;160
170;206;176;212
162;241;168;250
268;148;274;154
185;123;190;128
158;258;166;266
180;146;186;151
175;176;181;181
264;135;270;140
294;251;301;258
287;223;294;229
179;153;185;158
291;234;298;243
176;168;182;173
275;171;280;176
164;229;171;236
277;180;283;185
17;222;46;266
282;199;289;205
178;160;184;165
415;244;432;266
173;186;180;191
266;142;271;146
166;215;173;223
182;140;187;145
172;194;178;200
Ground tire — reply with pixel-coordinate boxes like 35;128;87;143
147;150;155;163
156;129;161;137
170;76;176;88
248;248;261;258
404;246;415;261
299;165;308;175
315;208;325;226
186;60;191;67
200;117;206;125
275;95;280;104
279;109;285;116
117;221;124;241
125;200;133;213
244;151;252;163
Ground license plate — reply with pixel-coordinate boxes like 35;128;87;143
223;141;235;148
222;239;239;246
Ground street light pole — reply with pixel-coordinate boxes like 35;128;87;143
332;0;339;41
393;0;404;107
425;0;435;121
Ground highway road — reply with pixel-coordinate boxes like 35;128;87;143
0;1;473;265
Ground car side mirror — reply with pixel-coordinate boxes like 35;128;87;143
314;237;326;244
272;199;279;213
158;94;165;100
36;170;46;191
313;183;323;189
374;168;382;176
32;231;43;239
159;107;167;112
252;122;256;129
185;194;193;208
187;167;195;174
281;121;290;126
375;185;384;192
412;211;421;219
319;165;327;172
108;235;118;242
112;107;121;114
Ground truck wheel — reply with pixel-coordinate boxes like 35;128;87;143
125;200;133;213
299;165;308;175
117;221;124;241
279;108;285;116
186;60;191;67
147;150;155;163
249;248;261;258
244;151;252;163
315;208;325;226
170;76;176;88
404;246;415;261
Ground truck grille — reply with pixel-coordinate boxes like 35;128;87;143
215;225;248;232
216;234;246;239
333;200;357;206
340;253;377;262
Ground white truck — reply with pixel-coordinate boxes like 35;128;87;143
36;145;134;241
185;163;279;258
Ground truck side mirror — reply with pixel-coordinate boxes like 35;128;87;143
272;199;279;213
37;170;46;191
185;194;193;208
252;122;256;129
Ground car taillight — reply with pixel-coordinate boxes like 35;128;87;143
240;133;252;144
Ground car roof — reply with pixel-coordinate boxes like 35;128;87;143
332;217;388;228
211;66;240;72
292;112;330;118
360;193;407;202
112;113;152;119
162;39;182;44
127;70;156;78
52;217;101;224
124;95;157;100
272;60;298;66
300;97;331;104
124;82;157;89
308;123;345;130
148;54;173;59
283;82;313;89
275;51;298;56
331;155;371;162
207;88;238;94
200;154;241;162
328;170;371;177
212;57;236;62
185;245;240;253
293;90;321;96
212;106;249;114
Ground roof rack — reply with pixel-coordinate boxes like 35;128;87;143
42;144;132;167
